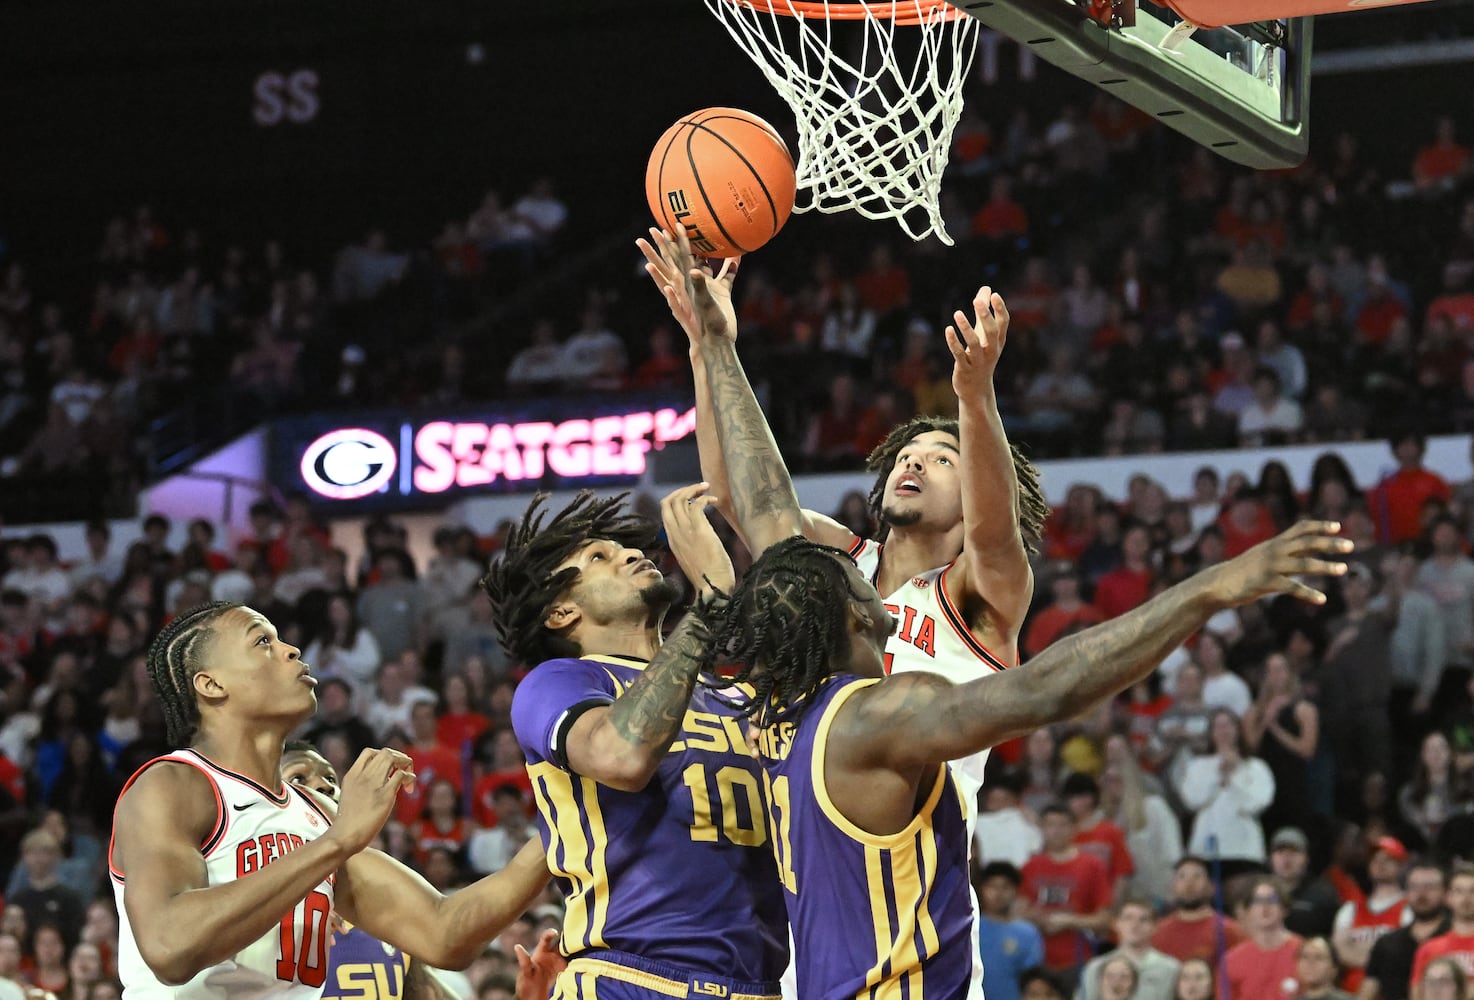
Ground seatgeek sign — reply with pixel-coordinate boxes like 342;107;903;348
274;395;696;510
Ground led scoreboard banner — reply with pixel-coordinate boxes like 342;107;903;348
273;395;697;511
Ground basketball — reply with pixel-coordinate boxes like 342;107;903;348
645;107;796;259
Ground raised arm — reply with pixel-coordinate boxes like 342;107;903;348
638;230;855;551
655;229;803;554
336;837;549;970
562;484;733;792
113;750;411;985
844;521;1350;771
944;287;1035;635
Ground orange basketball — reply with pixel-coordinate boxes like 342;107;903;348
645;107;796;259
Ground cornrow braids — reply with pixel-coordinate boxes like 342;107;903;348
863;415;1048;554
481;490;660;668
146;601;241;748
698;536;863;726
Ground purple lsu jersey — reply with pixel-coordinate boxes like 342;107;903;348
511;653;788;982
760;675;974;1000
322;925;410;1000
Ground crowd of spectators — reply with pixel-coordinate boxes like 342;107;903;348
3;34;1474;1000
3;74;1474;522
0;426;1469;998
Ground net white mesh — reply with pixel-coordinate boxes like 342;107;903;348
705;0;979;246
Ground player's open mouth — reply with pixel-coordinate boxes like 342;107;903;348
299;670;317;687
633;559;659;574
895;476;922;496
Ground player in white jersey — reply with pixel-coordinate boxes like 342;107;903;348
639;227;1048;1000
110;602;550;1000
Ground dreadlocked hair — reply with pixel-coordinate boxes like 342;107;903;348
146;601;241;748
863;415;1048;554
698;536;864;726
481;490;659;668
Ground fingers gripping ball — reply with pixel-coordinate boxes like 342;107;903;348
646;108;796;259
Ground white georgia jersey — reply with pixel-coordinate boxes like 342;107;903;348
856;535;1015;1000
850;536;1014;805
110;749;336;1000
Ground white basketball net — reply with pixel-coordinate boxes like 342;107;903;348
705;0;979;246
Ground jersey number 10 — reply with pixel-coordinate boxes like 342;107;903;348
277;889;332;987
681;762;766;847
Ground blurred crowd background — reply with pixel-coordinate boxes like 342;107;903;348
3;1;1474;999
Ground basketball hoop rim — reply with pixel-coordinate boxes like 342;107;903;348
724;0;963;25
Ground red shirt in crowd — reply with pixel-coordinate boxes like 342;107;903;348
1023;603;1105;658
396;743;465;825
1074;818;1135;885
1428;293;1474;333
437;712;491;754
854;264;910;314
1224;934;1301;1000
1415;142;1471;186
1093;565;1152;620
410;815;473;868
472;768;536;828
972;199;1029;240
1021;849;1112;969
1411;930;1474;986
1356;291;1408;345
1338;895;1408;993
1152;912;1248;963
1369;467;1452;544
1217;503;1277;559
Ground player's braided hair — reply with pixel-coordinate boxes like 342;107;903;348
146;601;241;748
699;536;864;725
864;415;1047;553
481;491;659;668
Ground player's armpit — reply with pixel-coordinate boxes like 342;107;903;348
113;763;351;985
799;509;860;550
337;841;549;970
402;958;463;1000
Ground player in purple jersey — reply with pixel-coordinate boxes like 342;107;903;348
667;228;1352;1000
480;485;788;1000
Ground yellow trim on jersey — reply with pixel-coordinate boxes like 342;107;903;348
810;678;949;848
528;762;610;951
562;959;780;1000
856;838;940;1000
584;653;648;672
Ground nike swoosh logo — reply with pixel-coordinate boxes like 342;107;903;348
232;802;256;812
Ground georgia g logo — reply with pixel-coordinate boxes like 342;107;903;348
300;428;397;500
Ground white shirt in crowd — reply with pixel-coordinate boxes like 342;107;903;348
1178;753;1276;863
1201;671;1252;718
973;805;1043;870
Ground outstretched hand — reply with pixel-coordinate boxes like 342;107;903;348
660;482;735;596
1204;520;1352;607
636;227;740;347
945;285;1009;399
515;929;567;1000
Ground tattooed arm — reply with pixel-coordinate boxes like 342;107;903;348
638;229;856;552
658;230;803;556
835;521;1352;773
557;484;733;793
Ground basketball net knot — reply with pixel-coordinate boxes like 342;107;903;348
707;0;978;246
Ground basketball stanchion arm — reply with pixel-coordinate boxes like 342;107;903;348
944;0;1312;170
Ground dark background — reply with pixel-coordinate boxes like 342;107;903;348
0;0;1467;288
